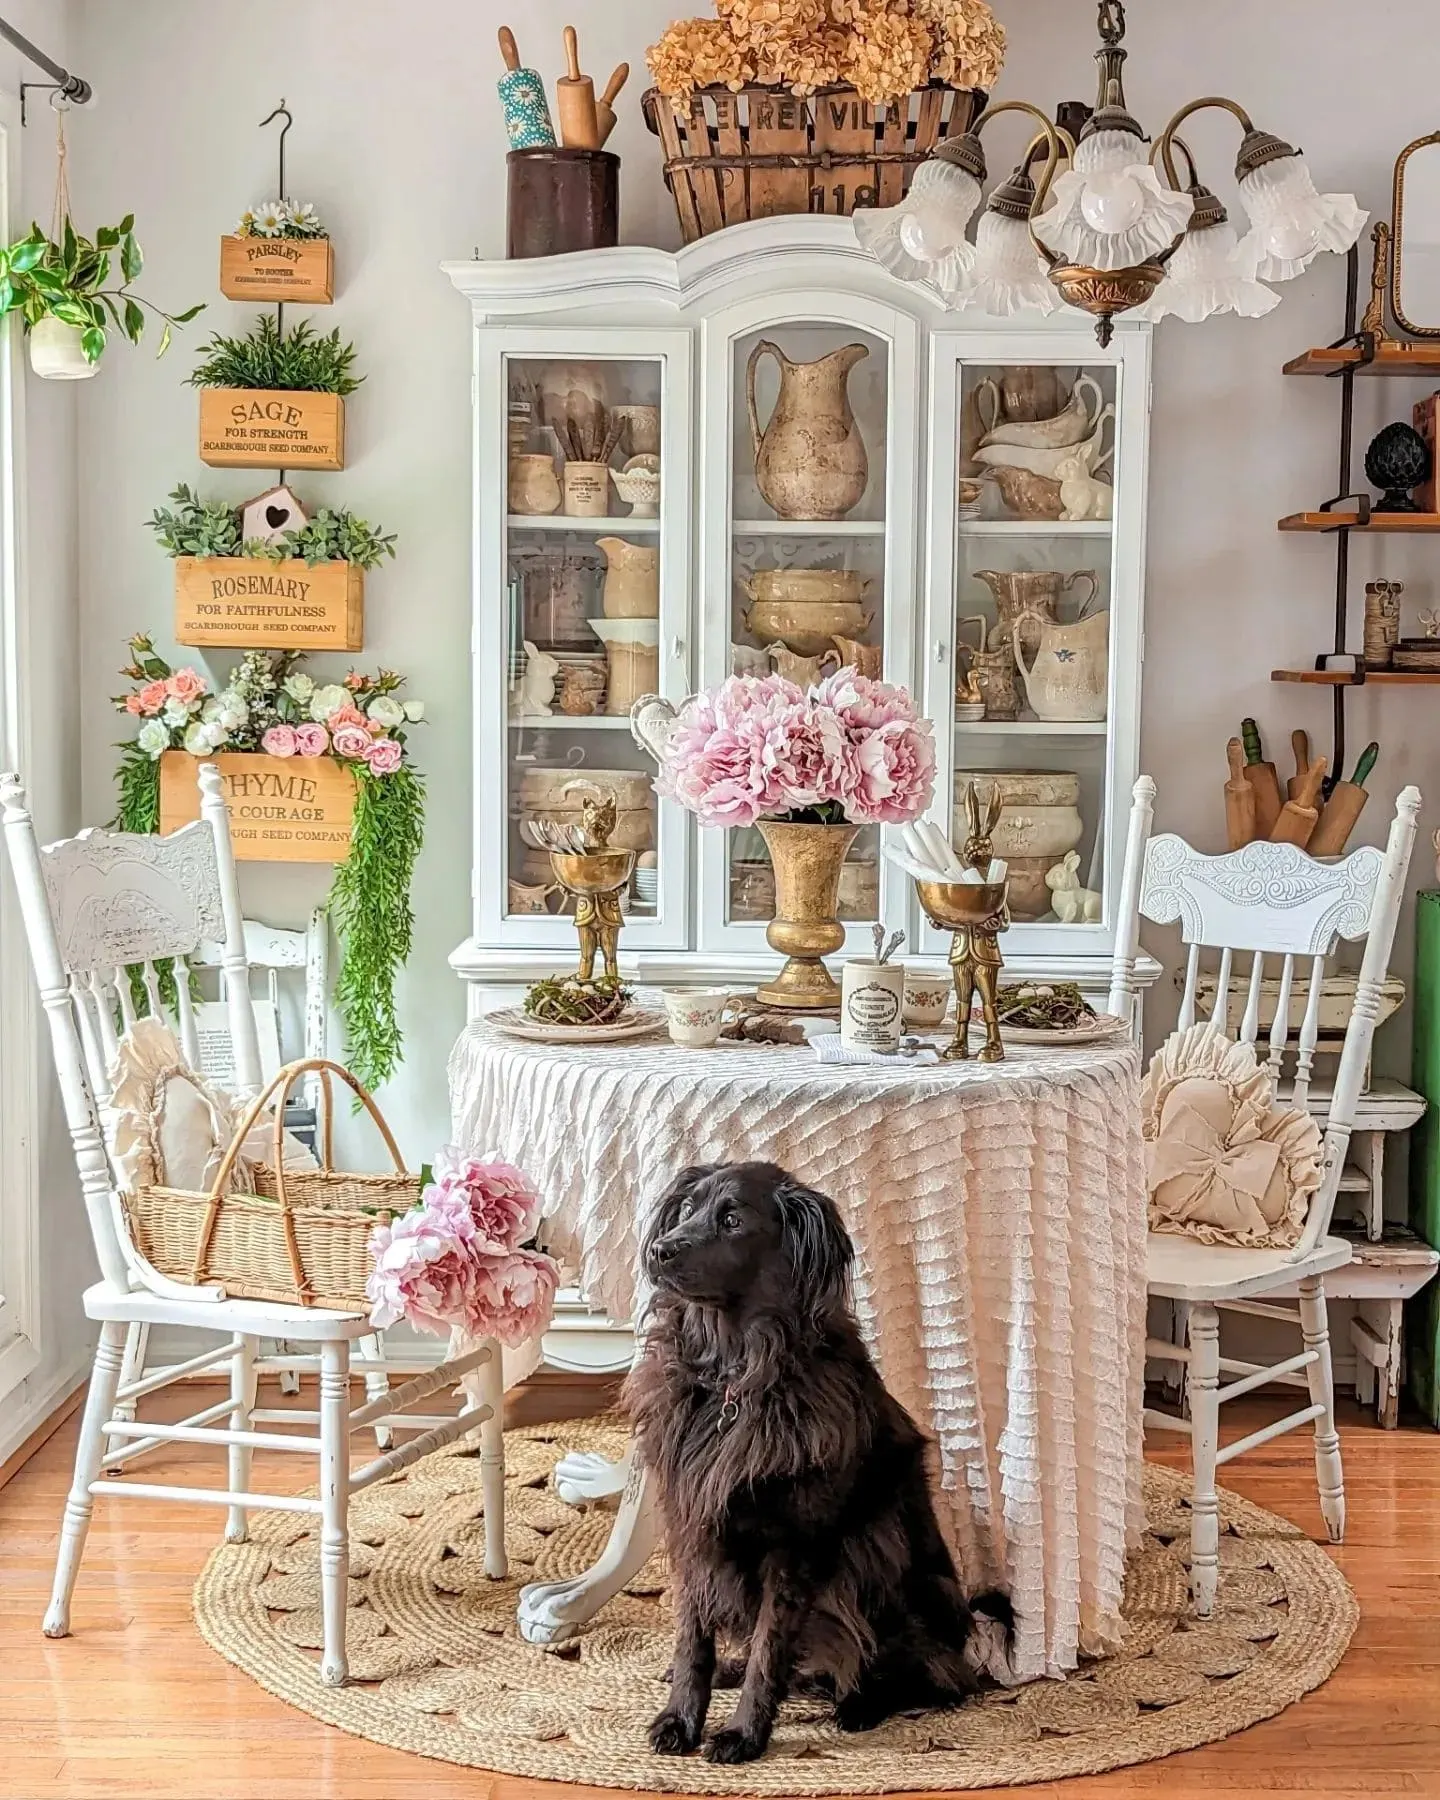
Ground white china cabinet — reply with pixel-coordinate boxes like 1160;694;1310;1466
444;217;1161;1015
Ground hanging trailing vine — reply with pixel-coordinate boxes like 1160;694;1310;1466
112;637;426;1088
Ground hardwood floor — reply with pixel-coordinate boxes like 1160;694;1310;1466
4;1378;1439;1799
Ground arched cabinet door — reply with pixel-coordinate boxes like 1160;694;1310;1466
918;324;1151;966
693;285;922;959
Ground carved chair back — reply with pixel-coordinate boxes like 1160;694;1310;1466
0;762;261;1288
1107;778;1422;1258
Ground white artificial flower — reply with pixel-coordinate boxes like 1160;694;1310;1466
137;719;170;758
252;200;287;237
288;201;322;235
201;697;224;722
366;695;405;729
162;697;191;728
237;208;257;235
309;682;350;722
283;672;315;703
216;696;249;731
183;721;214;755
402;700;426;723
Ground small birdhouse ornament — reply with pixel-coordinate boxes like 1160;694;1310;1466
240;483;308;547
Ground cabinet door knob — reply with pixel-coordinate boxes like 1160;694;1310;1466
934;640;945;663
670;635;685;661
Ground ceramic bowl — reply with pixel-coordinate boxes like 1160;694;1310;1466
954;769;1081;810
987;807;1085;861
518;768;654;810
746;599;870;657
745;568;871;608
610;465;661;518
588;617;661;648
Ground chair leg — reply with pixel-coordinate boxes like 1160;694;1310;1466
478;1336;508;1579
110;1322;150;1430
1188;1302;1221;1618
44;1321;127;1638
225;1334;259;1544
358;1331;392;1452
318;1338;351;1686
1298;1274;1345;1543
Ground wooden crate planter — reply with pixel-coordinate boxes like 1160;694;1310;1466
174;556;363;650
160;751;355;863
198;388;346;470
642;82;983;243
219;234;334;304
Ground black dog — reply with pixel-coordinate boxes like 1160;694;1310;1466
624;1160;1011;1765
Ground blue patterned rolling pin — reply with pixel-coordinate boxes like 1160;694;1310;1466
498;26;557;150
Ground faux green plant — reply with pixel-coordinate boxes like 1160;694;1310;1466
145;486;396;568
187;313;362;394
0;216;204;363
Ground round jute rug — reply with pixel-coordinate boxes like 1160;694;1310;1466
193;1414;1357;1793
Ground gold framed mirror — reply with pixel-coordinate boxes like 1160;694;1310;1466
1391;130;1440;337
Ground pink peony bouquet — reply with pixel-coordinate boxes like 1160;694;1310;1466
655;670;935;830
366;1148;558;1348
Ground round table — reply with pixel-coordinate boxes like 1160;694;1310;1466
449;1019;1149;1681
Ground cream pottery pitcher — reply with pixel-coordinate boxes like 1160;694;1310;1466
595;537;660;619
746;340;869;521
973;567;1098;657
1013;609;1110;722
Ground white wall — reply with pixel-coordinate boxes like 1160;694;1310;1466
0;0;94;1462
64;0;1439;1176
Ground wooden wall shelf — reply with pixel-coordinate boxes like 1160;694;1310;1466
1284;342;1440;377
1272;669;1440;686
1278;511;1440;532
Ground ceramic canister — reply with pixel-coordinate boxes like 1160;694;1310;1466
840;959;906;1053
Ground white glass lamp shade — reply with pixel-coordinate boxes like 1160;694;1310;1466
1033;129;1195;270
1136;219;1280;323
1235;153;1367;282
957;210;1061;316
853;158;980;290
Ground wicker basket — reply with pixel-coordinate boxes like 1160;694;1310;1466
120;1058;416;1310
642;81;984;245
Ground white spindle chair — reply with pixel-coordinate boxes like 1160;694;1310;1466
1107;776;1421;1614
0;762;506;1684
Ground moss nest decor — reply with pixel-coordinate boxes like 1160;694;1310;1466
192;1413;1357;1792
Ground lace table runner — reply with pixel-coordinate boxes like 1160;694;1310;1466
449;1021;1148;1679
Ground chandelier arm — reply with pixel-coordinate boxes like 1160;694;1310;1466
1154;96;1256;193
971;99;1065;269
1149;133;1199;192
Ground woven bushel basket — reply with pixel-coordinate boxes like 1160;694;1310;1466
643;81;984;244
121;1057;414;1310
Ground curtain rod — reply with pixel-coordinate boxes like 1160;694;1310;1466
0;13;92;116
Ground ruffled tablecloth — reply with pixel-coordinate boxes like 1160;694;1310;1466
449;1020;1149;1680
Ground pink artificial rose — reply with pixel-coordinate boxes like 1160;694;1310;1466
432;1147;542;1250
293;722;329;756
124;693;145;716
331;723;372;759
136;679;170;716
345;672;366;692
330;703;369;730
261;724;298;758
363;736;403;776
465;1248;559;1348
165;668;206;706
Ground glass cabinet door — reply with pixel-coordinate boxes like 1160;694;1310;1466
697;296;921;955
920;332;1147;960
474;330;693;950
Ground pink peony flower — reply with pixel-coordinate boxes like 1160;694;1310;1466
809;669;935;824
366;1211;478;1337
432;1147;542;1249
331;722;372;759
465;1248;559;1348
261;723;298;757
363;735;403;776
136;679;170;716
165;668;206;706
293;722;329;756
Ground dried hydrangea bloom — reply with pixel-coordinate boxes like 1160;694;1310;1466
842;9;934;104
716;0;828;58
918;0;1006;90
647;16;755;105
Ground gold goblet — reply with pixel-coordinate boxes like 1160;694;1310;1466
914;880;1010;1063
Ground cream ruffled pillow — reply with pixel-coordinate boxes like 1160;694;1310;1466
1141;1023;1325;1250
108;1017;315;1196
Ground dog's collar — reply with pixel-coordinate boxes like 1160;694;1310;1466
716;1383;741;1435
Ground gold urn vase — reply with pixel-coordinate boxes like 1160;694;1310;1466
755;819;859;1010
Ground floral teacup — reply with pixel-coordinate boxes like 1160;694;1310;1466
903;967;951;1029
662;987;730;1048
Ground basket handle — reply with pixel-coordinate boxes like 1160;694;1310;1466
745;339;783;470
191;1057;409;1302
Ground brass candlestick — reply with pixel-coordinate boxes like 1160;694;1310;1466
915;880;1011;1063
547;793;635;985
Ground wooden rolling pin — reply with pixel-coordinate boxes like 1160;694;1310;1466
1270;752;1328;847
497;26;557;149
1309;741;1378;857
556;26;600;149
594;63;629;147
1240;717;1284;837
1225;736;1257;848
1287;728;1310;801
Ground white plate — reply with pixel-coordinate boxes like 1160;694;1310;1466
486;1007;666;1045
990;1012;1130;1046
